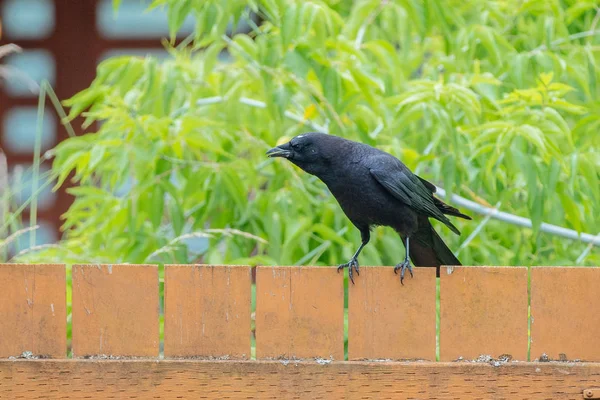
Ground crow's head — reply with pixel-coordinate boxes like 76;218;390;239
266;132;336;177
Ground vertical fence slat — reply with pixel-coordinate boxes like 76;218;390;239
0;264;66;358
255;266;344;360
72;264;158;357
531;267;600;361
440;266;528;361
164;265;251;359
348;267;436;360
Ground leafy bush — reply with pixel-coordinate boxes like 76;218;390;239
23;0;600;266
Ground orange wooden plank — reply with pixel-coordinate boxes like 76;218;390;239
255;266;344;360
0;264;66;358
164;265;252;358
348;267;436;360
440;266;528;361
2;360;600;399
531;267;600;361
71;264;158;358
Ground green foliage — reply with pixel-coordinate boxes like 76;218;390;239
0;45;64;262
22;0;600;266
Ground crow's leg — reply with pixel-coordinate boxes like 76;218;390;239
394;236;413;285
338;228;370;284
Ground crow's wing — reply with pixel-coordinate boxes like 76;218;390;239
417;176;437;192
369;159;460;235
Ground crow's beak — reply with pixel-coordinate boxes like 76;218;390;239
266;144;291;158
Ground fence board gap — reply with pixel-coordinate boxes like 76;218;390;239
251;266;257;360
255;266;344;360
71;264;159;358
66;264;73;358
530;266;600;361
164;265;251;359
159;263;165;358
0;264;66;358
439;266;528;361
348;266;436;361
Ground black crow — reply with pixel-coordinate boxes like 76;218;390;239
266;132;471;284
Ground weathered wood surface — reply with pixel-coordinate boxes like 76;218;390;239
2;264;600;399
72;264;159;358
255;266;344;360
440;266;529;361
348;266;436;360
164;265;252;358
0;264;66;358
0;360;599;399
530;267;600;362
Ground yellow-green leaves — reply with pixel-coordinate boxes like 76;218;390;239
38;0;600;267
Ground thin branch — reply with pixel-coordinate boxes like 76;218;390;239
576;232;600;264
354;0;389;49
0;178;54;234
194;96;329;132
222;34;340;131
588;8;600;42
41;81;77;138
250;97;326;131
0;225;39;253
0;44;39;93
0;150;8;232
195;96;224;106
369;121;384;139
531;28;600;54
0;66;40;93
455;202;501;256
10;243;61;261
30;83;47;248
203;228;268;244
0;43;22;59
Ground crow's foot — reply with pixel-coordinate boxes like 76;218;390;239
337;258;360;284
394;260;413;285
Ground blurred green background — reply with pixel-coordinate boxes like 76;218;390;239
2;0;599;268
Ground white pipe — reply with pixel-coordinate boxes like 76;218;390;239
436;187;600;246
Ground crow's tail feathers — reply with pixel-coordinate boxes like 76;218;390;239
408;219;461;270
429;224;461;266
433;196;472;220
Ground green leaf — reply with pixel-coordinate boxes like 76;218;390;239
441;154;456;197
232;34;258;61
150;185;164;228
167;0;192;40
281;4;299;48
88;146;106;172
580;154;600;202
529;189;544;236
557;182;583;233
169;199;185;237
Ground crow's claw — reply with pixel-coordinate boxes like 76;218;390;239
394;260;413;285
338;258;360;284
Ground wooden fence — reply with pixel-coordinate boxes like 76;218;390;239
0;264;599;399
